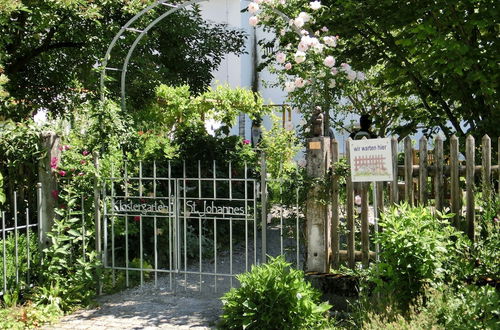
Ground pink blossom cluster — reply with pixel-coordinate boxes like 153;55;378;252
247;0;367;95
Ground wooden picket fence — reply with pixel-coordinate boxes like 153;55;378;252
330;135;499;269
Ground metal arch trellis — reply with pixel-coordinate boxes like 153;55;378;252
99;0;295;113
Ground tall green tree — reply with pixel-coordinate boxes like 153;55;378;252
319;0;498;138
0;0;246;120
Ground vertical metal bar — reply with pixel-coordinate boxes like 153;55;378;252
244;162;248;272
168;161;173;290
229;215;233;288
213;160;217;292
254;181;257;265
229;161;232;200
103;183;108;268
214;216;217;293
373;182;379;262
198;160;202;291
2;212;7;294
110;167;115;284
260;152;267;263
82;195;86;262
26;207;30;285
296;167;300;269
153;161;158;288
93;152;102;294
124;161;129;287
280;178;284;256
183;161;187;291
37;183;43;251
14;192;19;284
198;215;202;292
139;161;144;287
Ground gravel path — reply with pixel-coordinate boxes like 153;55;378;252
46;226;304;329
46;286;222;329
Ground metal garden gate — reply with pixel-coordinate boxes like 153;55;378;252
101;159;303;293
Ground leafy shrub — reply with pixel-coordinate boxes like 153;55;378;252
220;256;332;329
373;203;468;307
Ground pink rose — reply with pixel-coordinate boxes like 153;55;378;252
50;157;58;169
51;190;59;200
243;139;251;145
82;150;89;156
58;170;67;176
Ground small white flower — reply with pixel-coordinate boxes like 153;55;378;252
357;72;366;81
323;55;336;67
300;29;309;35
254;0;263;3
298;41;309;52
284;62;292;70
293;16;304;28
248;2;259;13
284;81;295;92
294;51;306;63
328;79;336;88
317;71;326;78
310;1;321;10
294;77;305;88
280;28;286;36
323;36;337;47
347;70;357;81
331;67;338;75
354;195;362;205
276;52;286;63
340;63;351;72
298;12;311;22
321;26;329;32
249;16;259;26
312;44;324;53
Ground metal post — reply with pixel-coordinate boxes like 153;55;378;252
260;152;267;264
373;181;379;262
93;151;102;295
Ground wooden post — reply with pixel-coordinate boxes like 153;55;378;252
306;137;331;273
404;137;413;205
434;136;444;211
466;136;475;241
360;183;369;268
450;135;460;227
331;139;340;269
419;136;428;205
345;139;355;269
38;132;61;248
482;135;491;202
390;137;399;205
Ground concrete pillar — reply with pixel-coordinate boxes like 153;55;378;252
306;136;331;273
38;131;61;248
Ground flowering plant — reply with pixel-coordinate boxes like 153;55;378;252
248;0;366;128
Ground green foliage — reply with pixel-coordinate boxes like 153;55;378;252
0;232;40;292
0;1;246;120
319;0;499;138
36;186;100;312
0;301;62;329
0;172;5;204
373;203;468;307
220;256;332;329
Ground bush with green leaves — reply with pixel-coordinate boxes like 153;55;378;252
372;203;468;308
220;256;332;329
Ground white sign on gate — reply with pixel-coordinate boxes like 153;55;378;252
349;138;393;182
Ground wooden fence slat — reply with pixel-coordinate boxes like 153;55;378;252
391;137;399;205
419;136;428;205
404;137;414;205
450;135;461;227
330;139;340;269
361;183;369;268
482;135;491;202
434;136;444;211
466;136;475;241
345;139;355;269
